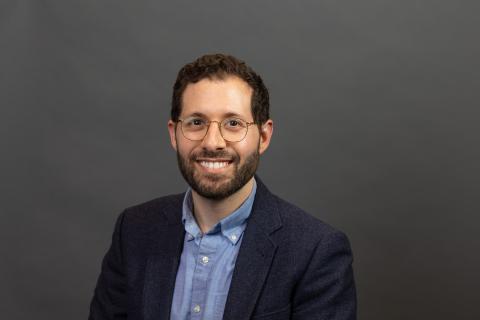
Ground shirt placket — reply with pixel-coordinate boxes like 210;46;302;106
190;234;217;319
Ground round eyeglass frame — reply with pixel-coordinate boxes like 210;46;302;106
176;118;256;142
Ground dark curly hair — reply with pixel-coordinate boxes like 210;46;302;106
171;53;270;126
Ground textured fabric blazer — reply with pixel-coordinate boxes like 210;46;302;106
89;178;356;320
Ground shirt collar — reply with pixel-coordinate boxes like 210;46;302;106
182;178;257;245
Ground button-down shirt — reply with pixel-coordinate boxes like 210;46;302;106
170;180;257;320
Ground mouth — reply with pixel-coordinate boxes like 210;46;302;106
195;158;234;172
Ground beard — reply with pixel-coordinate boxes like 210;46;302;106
176;146;259;200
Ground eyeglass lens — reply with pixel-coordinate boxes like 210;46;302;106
180;117;249;142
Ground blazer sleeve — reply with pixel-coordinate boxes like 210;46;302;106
89;212;128;320
292;230;357;320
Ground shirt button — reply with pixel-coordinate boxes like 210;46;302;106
201;256;209;264
193;304;201;313
230;234;238;241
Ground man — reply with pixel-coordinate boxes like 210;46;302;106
89;54;356;320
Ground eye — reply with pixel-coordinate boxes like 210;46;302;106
183;117;206;131
228;119;239;127
184;118;204;125
223;118;247;129
192;119;203;126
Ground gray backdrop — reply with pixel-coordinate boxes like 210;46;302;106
1;1;479;319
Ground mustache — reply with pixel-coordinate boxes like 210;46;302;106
189;150;237;161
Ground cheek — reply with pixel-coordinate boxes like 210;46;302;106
241;133;261;150
233;140;258;159
176;140;197;157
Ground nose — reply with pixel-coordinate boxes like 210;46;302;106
200;121;226;150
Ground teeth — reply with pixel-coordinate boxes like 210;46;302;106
200;161;229;169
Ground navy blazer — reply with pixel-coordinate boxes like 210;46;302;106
89;178;356;319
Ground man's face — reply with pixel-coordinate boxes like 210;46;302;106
168;76;273;200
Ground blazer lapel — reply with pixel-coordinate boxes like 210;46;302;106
223;178;282;320
142;196;185;320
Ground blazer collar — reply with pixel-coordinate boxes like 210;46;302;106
142;194;184;320
223;176;283;320
248;175;283;236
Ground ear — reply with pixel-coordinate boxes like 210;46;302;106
258;119;273;155
167;120;178;151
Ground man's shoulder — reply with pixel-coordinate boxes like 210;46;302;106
271;193;347;244
120;193;184;224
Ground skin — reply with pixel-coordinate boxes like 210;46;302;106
168;76;273;233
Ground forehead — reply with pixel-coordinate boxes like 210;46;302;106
181;76;253;119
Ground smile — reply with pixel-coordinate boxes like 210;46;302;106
199;161;231;169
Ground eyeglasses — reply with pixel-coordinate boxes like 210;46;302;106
177;117;256;142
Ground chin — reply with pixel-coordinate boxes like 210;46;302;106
192;175;251;200
194;180;235;199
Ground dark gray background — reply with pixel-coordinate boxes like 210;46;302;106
1;1;479;319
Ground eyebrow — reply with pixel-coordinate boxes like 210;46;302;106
184;111;247;119
186;112;207;118
223;112;244;118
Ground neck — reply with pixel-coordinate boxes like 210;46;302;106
191;178;254;234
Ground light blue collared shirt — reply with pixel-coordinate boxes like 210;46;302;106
170;180;257;320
